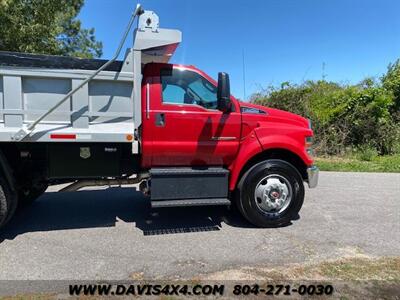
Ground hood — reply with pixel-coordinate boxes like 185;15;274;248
239;102;309;128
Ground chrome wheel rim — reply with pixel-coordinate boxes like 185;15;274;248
254;174;292;215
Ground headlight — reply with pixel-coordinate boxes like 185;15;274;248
305;136;314;157
306;119;314;157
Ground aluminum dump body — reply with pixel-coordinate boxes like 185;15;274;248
0;9;181;150
0;51;135;144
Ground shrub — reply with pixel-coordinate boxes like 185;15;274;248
251;61;400;156
357;145;378;161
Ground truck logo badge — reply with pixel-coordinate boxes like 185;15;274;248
80;147;91;159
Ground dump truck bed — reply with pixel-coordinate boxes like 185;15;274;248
0;9;181;149
0;51;135;144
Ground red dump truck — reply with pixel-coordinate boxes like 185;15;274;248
0;5;318;229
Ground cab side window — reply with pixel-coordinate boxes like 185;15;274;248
161;68;218;109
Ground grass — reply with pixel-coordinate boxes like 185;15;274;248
316;257;400;281
259;257;400;299
203;256;400;282
315;154;400;173
263;256;400;281
202;257;400;299
264;257;400;299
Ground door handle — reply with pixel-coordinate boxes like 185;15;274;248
211;136;236;141
156;113;165;127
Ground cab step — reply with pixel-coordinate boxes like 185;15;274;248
151;198;231;208
150;167;229;201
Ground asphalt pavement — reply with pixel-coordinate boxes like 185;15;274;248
0;171;399;284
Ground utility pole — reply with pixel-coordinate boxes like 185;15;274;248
322;62;327;81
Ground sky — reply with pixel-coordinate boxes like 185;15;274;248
79;0;400;100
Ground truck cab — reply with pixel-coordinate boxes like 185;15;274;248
138;62;318;227
0;5;318;229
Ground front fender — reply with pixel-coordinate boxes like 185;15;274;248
228;131;263;190
254;126;313;166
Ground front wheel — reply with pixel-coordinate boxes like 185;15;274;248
236;159;305;227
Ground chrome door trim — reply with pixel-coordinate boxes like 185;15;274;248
211;136;236;141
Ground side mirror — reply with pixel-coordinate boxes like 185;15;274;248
217;72;232;113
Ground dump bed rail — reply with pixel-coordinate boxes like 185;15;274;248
0;51;124;72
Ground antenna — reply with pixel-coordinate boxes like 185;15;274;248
322;62;327;81
242;49;247;101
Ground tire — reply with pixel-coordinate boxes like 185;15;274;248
0;175;18;229
18;183;48;207
236;159;305;228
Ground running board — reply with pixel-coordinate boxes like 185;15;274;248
151;198;231;208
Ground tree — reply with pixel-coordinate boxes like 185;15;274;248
0;0;102;58
382;59;400;113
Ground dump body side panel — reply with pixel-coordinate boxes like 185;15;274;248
0;62;137;147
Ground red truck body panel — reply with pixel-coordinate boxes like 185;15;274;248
141;63;242;168
141;63;314;191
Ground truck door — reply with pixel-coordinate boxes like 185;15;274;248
141;64;241;167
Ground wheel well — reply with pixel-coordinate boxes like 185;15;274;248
238;148;308;185
0;143;48;190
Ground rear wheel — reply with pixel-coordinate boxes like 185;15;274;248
236;159;304;227
0;175;18;229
